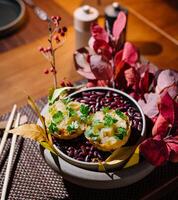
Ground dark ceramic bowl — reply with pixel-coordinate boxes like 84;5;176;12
51;87;146;171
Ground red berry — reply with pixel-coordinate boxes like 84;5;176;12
47;47;52;52
60;80;66;87
86;82;96;87
51;16;56;20
62;26;67;32
58;28;61;33
54;35;60;41
61;32;65;37
50;67;57;74
38;46;44;52
50;67;54;72
43;48;48;53
44;69;49;74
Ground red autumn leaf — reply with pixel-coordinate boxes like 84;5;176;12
139;69;149;94
114;49;123;65
139;135;170;166
97;80;109;87
139;70;154;96
122;42;138;66
114;50;124;79
112;11;127;41
159;92;175;125
166;84;178;99
170;151;178;162
156;69;178;94
165;136;178;163
91;23;109;43
129;92;140;101
124;67;140;90
136;62;158;76
90;55;113;80
93;40;112;60
74;48;96;80
138;92;160;119
152;114;170;137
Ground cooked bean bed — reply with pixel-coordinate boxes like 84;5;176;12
53;90;143;163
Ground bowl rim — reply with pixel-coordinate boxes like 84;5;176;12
0;0;26;35
53;86;146;167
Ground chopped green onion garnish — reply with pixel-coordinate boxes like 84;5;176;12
80;104;90;116
67;121;79;133
48;122;58;133
104;114;118;127
52;111;64;124
102;106;110;114
115;109;126;120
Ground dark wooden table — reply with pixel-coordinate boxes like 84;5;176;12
0;1;178;199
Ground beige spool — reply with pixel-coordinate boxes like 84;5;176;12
73;5;99;49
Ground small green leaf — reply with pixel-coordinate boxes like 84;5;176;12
67;121;79;133
80;115;87;122
61;98;71;105
52;111;64;124
67;107;77;117
80;104;90;116
115;109;126;120
115;134;124;140
102;107;110;114
118;127;127;136
104;114;118;127
114;127;127;140
50;87;69;104
48;122;58;133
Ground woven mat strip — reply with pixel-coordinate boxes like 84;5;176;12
0;97;178;200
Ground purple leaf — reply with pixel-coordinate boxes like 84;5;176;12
159;92;175;125
124;67;140;90
139;135;170;166
93;40;112;60
91;23;109;43
74;48;96;80
152;114;169;137
90;55;113;80
138;92;160;118
112;11;127;41
165;136;178;163
156;69;178;94
122;42;138;66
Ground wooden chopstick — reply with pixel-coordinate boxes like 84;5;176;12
0;104;17;155
1;113;20;200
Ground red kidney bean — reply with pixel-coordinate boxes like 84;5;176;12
80;99;87;103
95;91;105;96
82;92;91;96
86;146;90;151
89;101;96;105
89;151;93;156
